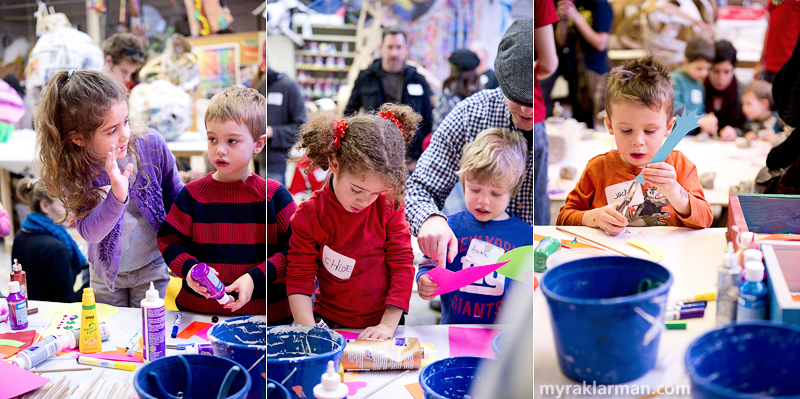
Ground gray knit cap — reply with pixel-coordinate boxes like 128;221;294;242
495;18;533;108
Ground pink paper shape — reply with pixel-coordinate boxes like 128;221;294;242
80;353;144;363
195;324;213;341
335;330;360;340
428;261;510;296
448;326;503;359
344;381;367;395
0;359;50;399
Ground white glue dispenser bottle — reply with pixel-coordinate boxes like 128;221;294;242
141;282;166;362
715;243;742;325
313;360;349;399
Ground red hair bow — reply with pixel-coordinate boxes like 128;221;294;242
379;110;404;134
332;119;348;150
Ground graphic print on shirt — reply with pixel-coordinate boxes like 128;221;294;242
627;187;670;227
322;245;356;280
459;239;505;296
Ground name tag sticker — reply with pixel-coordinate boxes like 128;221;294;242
605;180;644;207
691;89;703;105
322;245;356;280
407;83;424;96
267;92;284;106
465;239;505;266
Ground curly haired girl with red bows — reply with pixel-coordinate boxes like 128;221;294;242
286;104;421;339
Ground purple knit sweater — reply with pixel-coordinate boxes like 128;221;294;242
76;130;184;291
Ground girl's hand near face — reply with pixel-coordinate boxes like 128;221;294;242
106;145;134;203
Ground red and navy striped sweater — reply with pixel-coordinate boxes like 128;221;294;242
267;178;296;324
158;173;266;315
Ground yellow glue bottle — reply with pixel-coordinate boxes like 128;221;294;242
80;288;103;353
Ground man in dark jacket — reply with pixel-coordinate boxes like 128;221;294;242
345;27;434;163
266;67;307;185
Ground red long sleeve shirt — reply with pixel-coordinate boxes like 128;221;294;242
287;179;414;328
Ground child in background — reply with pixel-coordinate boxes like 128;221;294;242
416;128;533;324
12;178;87;302
742;80;787;145
158;87;267;315
36;70;183;306
101;33;145;85
558;56;713;235
0;201;9;237
287;104;418;340
671;39;719;135
268;178;296;325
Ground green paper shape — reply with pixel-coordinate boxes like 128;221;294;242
0;339;24;348
496;245;534;281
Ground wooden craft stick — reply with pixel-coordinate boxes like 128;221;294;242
81;370;104;399
37;312;60;344
107;382;118;399
27;307;39;315
361;370;411;398
556;227;630;256
637;386;666;399
34;367;92;373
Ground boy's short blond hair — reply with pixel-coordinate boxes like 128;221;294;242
205;87;266;141
743;80;775;110
456;128;527;197
607;56;675;119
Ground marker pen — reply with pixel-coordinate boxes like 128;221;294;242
674;293;715;303
77;356;136;371
665;308;705;320
125;330;142;353
666;302;706;311
171;313;182;339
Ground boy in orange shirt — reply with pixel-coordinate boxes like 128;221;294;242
557;56;713;235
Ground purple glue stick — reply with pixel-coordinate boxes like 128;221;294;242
666;307;705;320
189;263;233;305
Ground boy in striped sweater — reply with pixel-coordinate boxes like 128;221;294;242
158;87;267;315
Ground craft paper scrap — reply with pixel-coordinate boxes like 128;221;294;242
344;382;367;396
0;346;19;358
0;331;36;359
343;371;358;383
195;324;213;341
176;321;212;339
635;111;702;184
405;382;424;399
80;353;143;363
534;234;603;250
628;239;666;262
428;261;510;296
448;326;503;358
0;358;50;399
42;303;118;338
0;339;24;348
497;246;533;281
335;330;361;340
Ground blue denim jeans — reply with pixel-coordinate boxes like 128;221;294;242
534;122;550;225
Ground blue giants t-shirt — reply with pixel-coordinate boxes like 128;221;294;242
416;211;534;324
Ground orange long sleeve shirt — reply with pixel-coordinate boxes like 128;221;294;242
557;150;713;229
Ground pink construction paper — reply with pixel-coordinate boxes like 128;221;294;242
448;326;503;359
344;382;367;396
195;324;213;341
80;353;144;363
335;330;360;340
0;358;50;399
428;261;510;296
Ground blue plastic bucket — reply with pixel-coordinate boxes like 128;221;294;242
419;356;497;399
490;331;509;359
267;378;291;399
267;325;346;399
540;256;673;384
134;354;252;399
208;316;266;399
685;321;800;398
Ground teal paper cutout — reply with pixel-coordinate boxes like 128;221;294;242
634;111;702;184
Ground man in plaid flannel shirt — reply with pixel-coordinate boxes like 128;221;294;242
405;19;537;268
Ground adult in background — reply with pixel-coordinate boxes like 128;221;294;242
469;42;499;90
345;27;433;166
554;0;612;129
754;0;800;83
432;49;483;134
706;40;746;141
266;65;307;184
101;33;145;85
406;18;541;268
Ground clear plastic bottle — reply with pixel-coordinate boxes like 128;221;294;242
736;261;768;322
715;243;741;325
740;249;763;281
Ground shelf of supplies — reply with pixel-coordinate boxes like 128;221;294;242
295;24;358;30
296;66;349;72
300;35;356;43
296;51;356;58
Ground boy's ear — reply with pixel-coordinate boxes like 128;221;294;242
104;55;114;68
760;98;771;110
69;131;84;147
253;134;266;154
665;116;677;136
604;114;613;135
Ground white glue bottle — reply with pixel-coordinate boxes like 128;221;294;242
12;334;71;370
313;360;349;399
141;281;166;362
715;243;741;325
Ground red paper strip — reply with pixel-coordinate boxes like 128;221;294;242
0;331;36;359
176;321;212;339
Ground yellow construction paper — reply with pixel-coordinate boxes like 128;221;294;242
627;239;665;262
421;342;437;367
343;371;358;383
42;302;119;338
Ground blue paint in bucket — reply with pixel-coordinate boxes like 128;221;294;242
134;354;252;399
491;331;508;359
267;378;291;399
685;321;800;398
419;356;497;399
208;316;266;399
540;256;672;384
267;325;346;399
